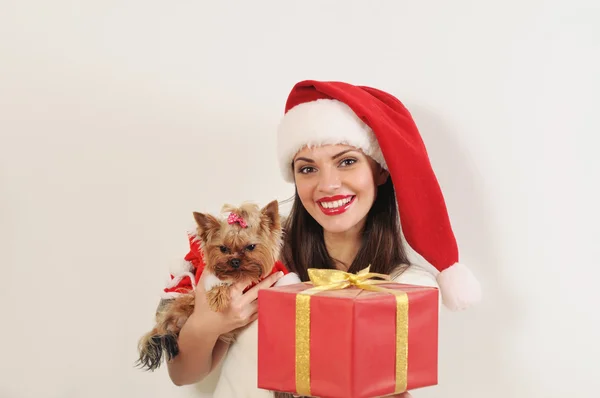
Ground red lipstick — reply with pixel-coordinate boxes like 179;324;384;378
319;195;351;201
317;195;355;216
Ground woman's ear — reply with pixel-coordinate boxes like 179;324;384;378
376;166;389;186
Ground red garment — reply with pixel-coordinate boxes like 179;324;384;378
163;233;289;296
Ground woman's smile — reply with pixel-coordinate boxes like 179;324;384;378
316;195;356;215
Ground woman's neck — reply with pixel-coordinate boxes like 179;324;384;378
323;223;364;271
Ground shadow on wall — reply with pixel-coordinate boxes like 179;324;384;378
407;103;525;397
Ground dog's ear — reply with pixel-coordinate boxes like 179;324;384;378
260;200;280;231
193;212;221;241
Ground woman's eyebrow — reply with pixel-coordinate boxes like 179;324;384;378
331;149;356;159
294;156;313;163
295;149;357;164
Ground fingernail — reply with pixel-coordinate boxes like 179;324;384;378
278;271;284;277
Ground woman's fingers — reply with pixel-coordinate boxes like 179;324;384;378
255;270;285;291
239;271;284;305
241;301;259;323
246;311;259;325
245;300;258;317
230;279;250;298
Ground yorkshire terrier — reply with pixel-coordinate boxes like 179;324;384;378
136;199;284;371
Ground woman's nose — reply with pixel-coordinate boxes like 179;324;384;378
317;167;341;192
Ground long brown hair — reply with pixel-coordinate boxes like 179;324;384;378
279;176;411;281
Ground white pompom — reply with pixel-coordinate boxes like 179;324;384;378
436;262;482;311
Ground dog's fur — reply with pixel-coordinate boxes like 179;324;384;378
136;200;283;371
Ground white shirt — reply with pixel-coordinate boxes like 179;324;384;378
198;263;440;398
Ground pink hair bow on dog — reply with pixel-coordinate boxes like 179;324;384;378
227;212;248;228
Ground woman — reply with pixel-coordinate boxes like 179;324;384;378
160;80;481;397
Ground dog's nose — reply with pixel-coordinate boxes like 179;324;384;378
230;258;241;269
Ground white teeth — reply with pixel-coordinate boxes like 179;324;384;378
320;197;352;208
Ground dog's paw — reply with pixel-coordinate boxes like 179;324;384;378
136;333;178;371
206;284;231;312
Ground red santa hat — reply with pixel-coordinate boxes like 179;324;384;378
276;80;481;311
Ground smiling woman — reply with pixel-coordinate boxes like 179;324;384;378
159;80;482;398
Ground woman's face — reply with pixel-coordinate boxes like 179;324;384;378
293;144;388;235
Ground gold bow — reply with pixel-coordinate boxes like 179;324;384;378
303;265;391;293
295;265;409;396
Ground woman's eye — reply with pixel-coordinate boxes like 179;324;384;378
340;158;357;167
298;166;315;174
219;246;228;253
246;244;256;251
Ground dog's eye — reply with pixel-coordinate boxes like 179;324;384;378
246;244;256;251
219;246;228;253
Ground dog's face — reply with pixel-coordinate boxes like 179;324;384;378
193;200;283;283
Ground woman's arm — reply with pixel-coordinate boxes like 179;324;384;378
166;311;228;386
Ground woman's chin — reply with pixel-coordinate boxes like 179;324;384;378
316;214;363;235
305;202;368;235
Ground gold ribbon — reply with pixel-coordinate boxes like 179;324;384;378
295;265;409;396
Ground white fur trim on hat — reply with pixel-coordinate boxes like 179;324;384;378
277;99;387;182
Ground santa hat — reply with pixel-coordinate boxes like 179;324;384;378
276;80;481;311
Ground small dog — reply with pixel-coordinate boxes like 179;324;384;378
136;199;283;371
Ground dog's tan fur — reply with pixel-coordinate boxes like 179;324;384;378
136;200;283;371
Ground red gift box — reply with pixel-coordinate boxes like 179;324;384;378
257;267;439;398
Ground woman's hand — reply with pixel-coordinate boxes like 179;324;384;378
189;270;284;336
167;270;284;386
